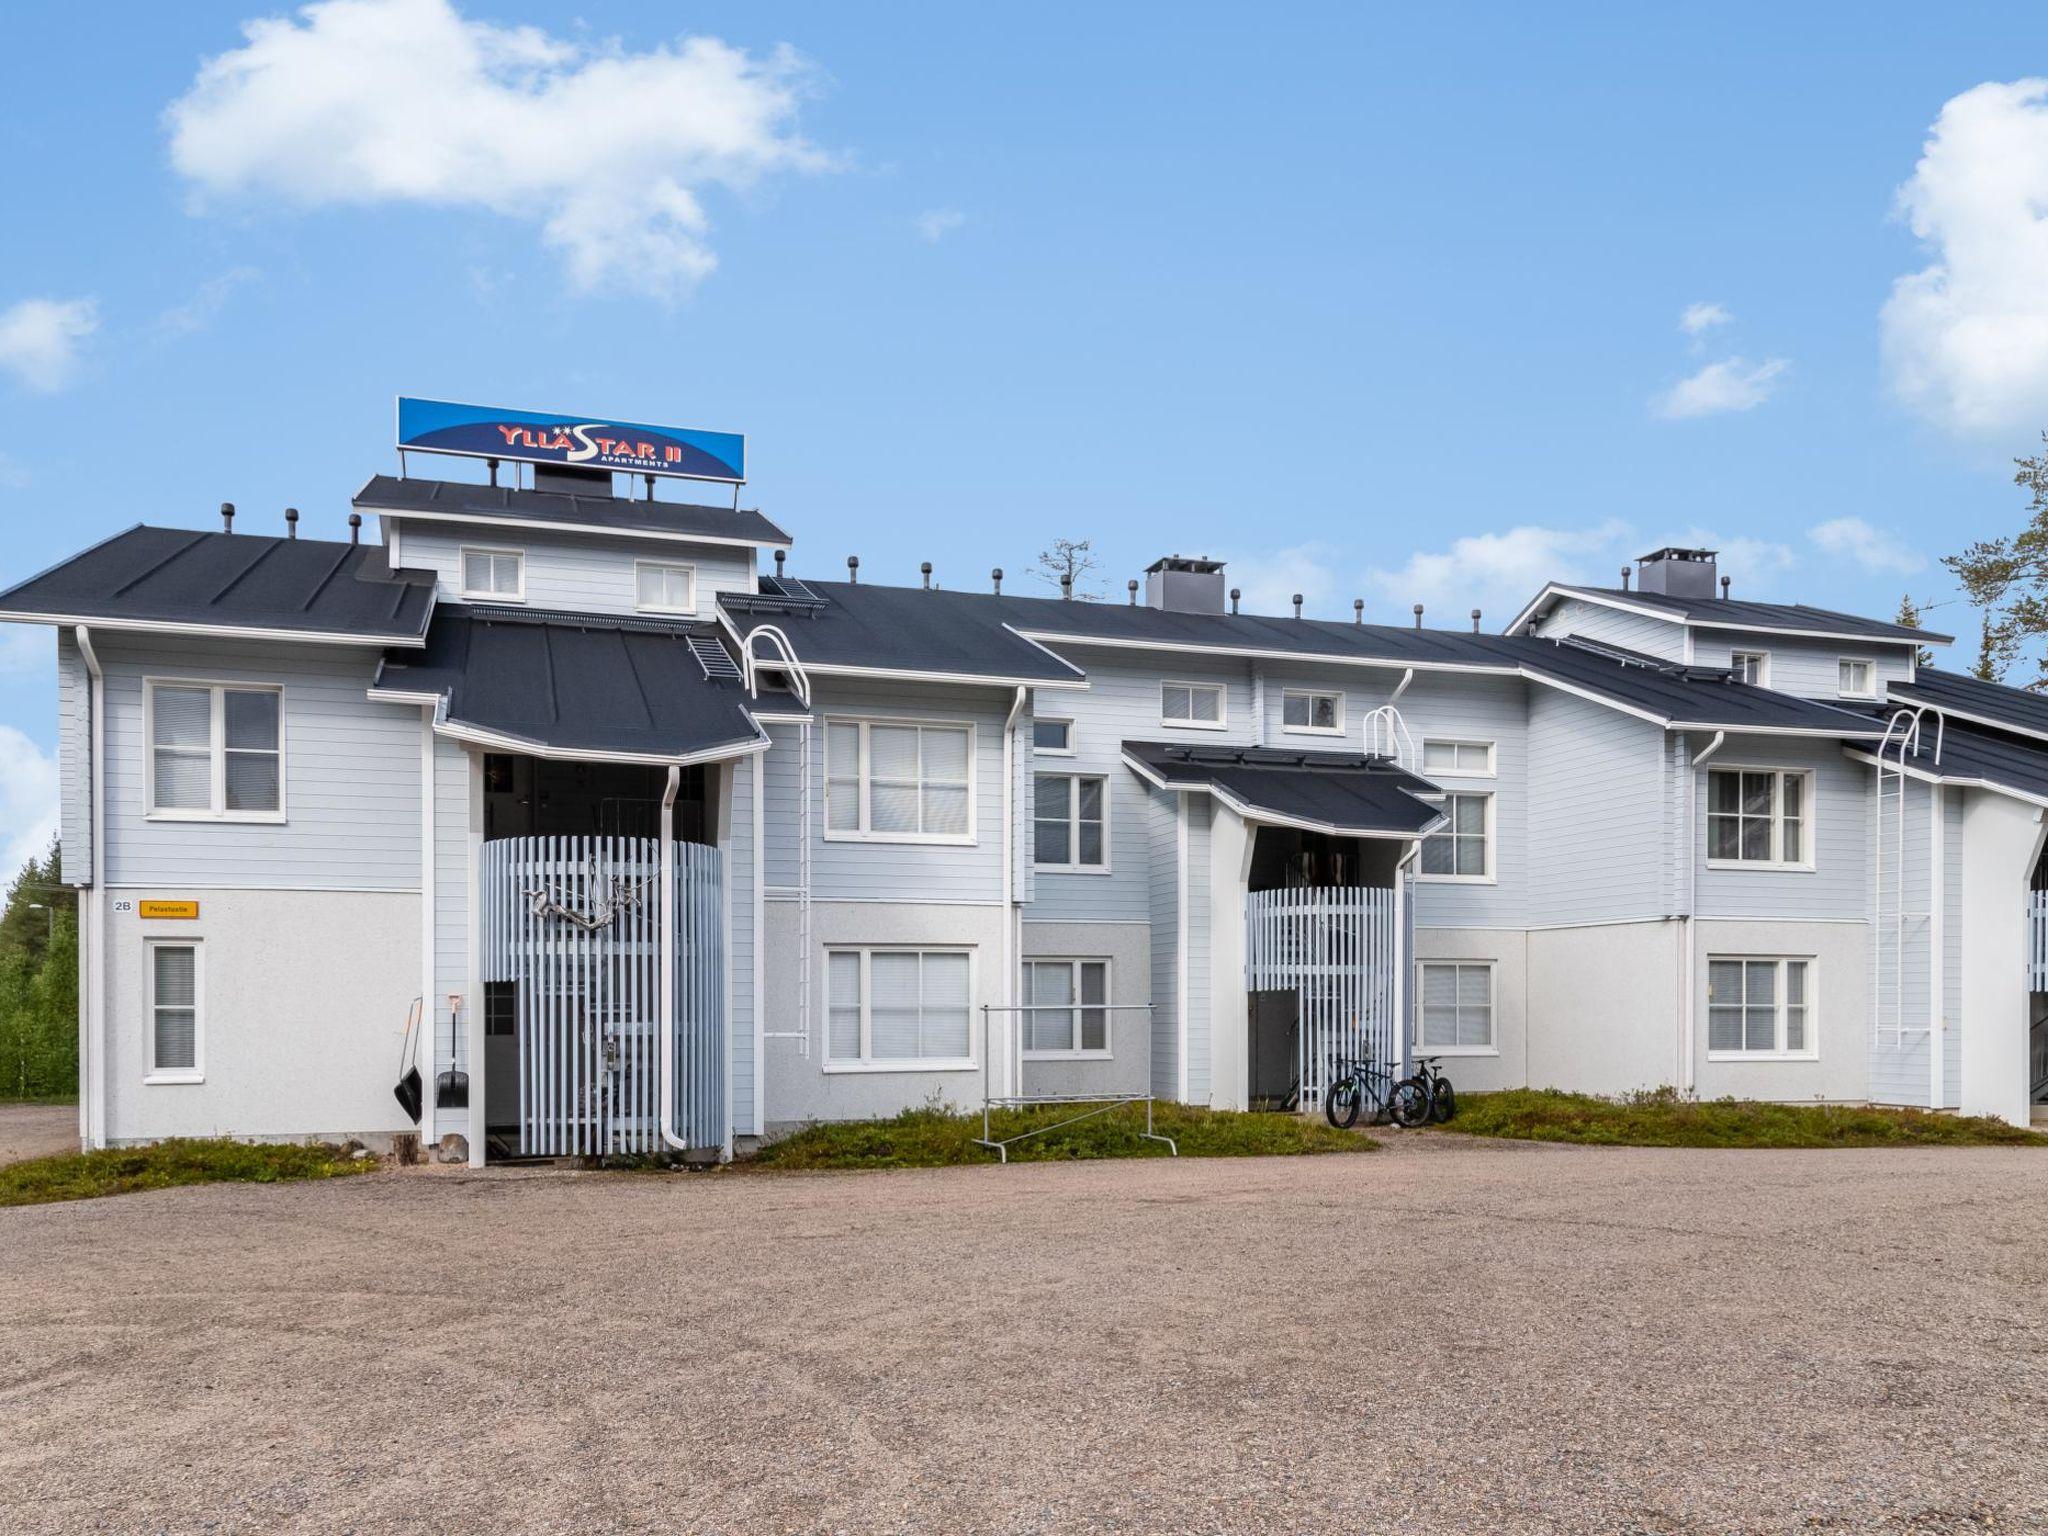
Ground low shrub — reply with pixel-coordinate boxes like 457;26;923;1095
0;1137;373;1207
1440;1087;2046;1149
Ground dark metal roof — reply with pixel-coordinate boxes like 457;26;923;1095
1844;719;2048;807
1528;584;1950;643
1122;741;1446;838
355;474;791;549
0;524;436;643
373;606;766;762
1889;668;2048;744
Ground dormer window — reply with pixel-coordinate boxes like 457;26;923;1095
1731;651;1770;686
1837;658;1875;698
460;547;524;601
635;560;696;615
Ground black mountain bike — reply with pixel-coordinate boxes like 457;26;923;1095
1399;1055;1458;1123
1324;1052;1430;1130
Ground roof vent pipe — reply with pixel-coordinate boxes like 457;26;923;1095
348;512;361;546
220;501;234;534
1413;604;1423;630
1620;566;1631;591
773;549;786;576
1230;587;1241;615
1471;609;1482;633
284;507;298;540
1128;579;1139;606
921;561;933;590
1060;573;1073;601
847;555;859;584
1720;575;1731;599
991;567;1003;594
487;457;500;487
1292;593;1303;619
1353;598;1364;625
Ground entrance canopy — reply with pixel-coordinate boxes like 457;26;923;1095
1121;741;1446;838
372;607;778;765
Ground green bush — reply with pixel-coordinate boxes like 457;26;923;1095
0;1138;372;1207
1442;1087;2046;1149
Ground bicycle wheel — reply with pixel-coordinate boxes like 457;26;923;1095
1325;1076;1364;1130
1429;1079;1457;1124
1388;1078;1431;1128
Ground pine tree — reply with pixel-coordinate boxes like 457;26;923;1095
1894;594;1934;670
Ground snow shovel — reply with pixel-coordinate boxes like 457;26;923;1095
392;997;424;1123
437;997;469;1109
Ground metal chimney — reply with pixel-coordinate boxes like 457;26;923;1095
1635;547;1718;599
1144;556;1227;614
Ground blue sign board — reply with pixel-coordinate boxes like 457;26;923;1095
396;397;745;483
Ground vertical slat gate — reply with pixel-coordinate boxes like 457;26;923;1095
1245;886;1399;1109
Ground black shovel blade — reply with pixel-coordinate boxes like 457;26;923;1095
393;1067;423;1122
436;1068;470;1109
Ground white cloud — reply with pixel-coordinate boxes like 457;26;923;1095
1809;515;1925;575
1214;541;1345;617
1654;356;1789;419
1679;301;1731;337
0;297;98;392
1882;79;2048;436
915;208;965;243
1367;520;1632;627
0;727;58;881
155;266;260;339
166;0;834;299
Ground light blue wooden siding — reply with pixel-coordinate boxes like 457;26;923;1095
1943;786;1962;1102
1532;597;1684;659
56;629;89;885
1146;787;1180;1099
1525;688;1667;925
728;755;758;1135
1688;634;1914;697
805;680;1008;904
1693;737;1869;921
393;520;757;618
1863;774;1963;1107
1184;795;1212;1103
1396;673;1529;930
94;633;421;891
431;733;471;1129
761;722;804;891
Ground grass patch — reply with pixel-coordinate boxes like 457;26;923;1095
0;1138;373;1208
753;1100;1370;1171
1440;1088;2046;1149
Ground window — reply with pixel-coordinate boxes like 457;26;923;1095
1706;769;1809;867
146;941;202;1082
1731;651;1770;686
634;561;696;613
1707;956;1814;1058
1161;681;1226;729
147;681;282;819
459;547;524;600
1420;792;1491;879
1033;718;1074;755
826;948;973;1067
1422;739;1495;776
824;719;974;843
1281;690;1342;735
1417;961;1494;1052
1034;774;1107;870
1838;658;1875;698
1022;959;1110;1056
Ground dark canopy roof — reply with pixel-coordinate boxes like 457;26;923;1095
356;474;791;549
0;525;435;644
1515;584;1950;644
1889;668;2048;744
373;607;766;763
1122;741;1445;839
1843;720;2048;808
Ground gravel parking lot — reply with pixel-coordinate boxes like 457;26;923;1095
1;1134;2044;1534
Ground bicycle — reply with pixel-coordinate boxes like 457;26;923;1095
1323;1052;1430;1130
1399;1055;1458;1123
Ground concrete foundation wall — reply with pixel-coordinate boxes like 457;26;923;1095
1526;920;1681;1095
1691;919;1869;1104
1019;921;1152;1100
1412;926;1529;1093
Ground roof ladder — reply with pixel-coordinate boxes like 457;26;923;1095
1872;706;1942;1055
1359;704;1417;770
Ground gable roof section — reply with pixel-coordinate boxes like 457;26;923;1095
1122;741;1446;839
1887;667;2048;746
0;524;436;645
1505;583;1951;645
356;474;792;550
371;606;767;764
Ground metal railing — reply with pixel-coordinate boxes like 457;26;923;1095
1246;885;1400;1109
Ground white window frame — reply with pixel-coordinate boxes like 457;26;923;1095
1414;959;1498;1056
1837;657;1875;699
1705;954;1817;1061
1032;717;1075;757
1705;766;1815;871
1020;957;1113;1060
1278;688;1344;737
144;938;204;1084
1417;790;1494;883
1420;738;1496;778
823;716;978;846
144;678;287;823
822;946;977;1072
1730;650;1771;687
1160;680;1228;731
458;545;526;602
1032;772;1111;874
633;559;697;615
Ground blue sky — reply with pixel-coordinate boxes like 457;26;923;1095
2;0;2047;864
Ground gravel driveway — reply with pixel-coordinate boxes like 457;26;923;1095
0;1103;75;1167
1;1135;2043;1534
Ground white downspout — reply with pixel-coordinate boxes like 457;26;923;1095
1001;686;1027;1098
657;765;689;1152
1388;667;1415;707
74;626;105;1151
1683;730;1726;1093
